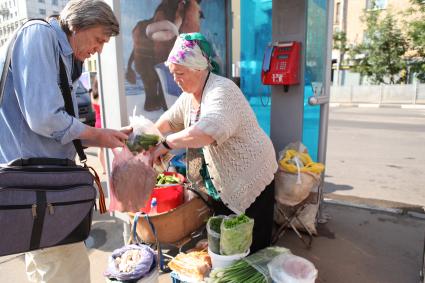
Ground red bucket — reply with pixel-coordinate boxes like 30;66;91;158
141;172;185;214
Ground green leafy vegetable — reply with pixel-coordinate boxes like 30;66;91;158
207;260;266;283
220;214;254;255
156;173;181;185
223;214;250;229
207;216;223;254
209;217;223;234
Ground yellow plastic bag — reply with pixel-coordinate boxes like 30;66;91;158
279;149;325;175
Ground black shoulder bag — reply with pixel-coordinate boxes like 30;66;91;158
0;19;106;256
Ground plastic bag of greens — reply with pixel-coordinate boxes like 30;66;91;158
208;246;290;283
219;214;254;255
207;216;224;254
126;110;162;154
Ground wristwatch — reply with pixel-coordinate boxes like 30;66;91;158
161;137;172;150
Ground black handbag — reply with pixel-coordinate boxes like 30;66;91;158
0;20;106;256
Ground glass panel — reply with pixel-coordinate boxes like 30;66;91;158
303;0;328;161
120;0;227;121
239;0;272;134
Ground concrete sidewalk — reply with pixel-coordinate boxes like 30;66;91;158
1;202;424;283
1;149;424;282
329;102;425;109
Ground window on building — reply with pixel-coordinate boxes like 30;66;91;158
38;0;45;3
367;0;387;10
335;2;341;25
39;8;46;16
52;0;58;5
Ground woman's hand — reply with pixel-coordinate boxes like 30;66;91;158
151;142;170;165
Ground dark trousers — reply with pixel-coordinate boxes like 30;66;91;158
211;180;275;254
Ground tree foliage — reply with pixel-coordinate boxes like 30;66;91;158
333;31;349;85
349;5;408;84
406;0;425;82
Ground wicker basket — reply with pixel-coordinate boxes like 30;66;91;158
129;195;211;244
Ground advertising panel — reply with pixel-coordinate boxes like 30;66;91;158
120;0;226;121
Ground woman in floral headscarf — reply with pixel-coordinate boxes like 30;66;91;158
152;33;278;253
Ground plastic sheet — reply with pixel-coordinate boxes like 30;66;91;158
267;253;318;283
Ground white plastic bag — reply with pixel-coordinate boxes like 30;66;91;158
126;110;162;153
275;170;319;206
267;253;318;283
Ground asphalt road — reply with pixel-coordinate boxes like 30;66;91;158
324;106;425;209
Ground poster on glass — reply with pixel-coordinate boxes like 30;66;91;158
121;0;227;122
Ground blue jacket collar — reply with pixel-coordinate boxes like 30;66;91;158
49;18;73;57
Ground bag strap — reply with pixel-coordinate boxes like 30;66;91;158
0;34;16;106
131;212;165;271
58;57;87;163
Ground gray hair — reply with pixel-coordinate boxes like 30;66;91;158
59;0;119;36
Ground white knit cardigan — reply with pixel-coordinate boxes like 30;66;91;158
162;73;278;213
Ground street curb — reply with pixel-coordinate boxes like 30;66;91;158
323;196;425;217
324;198;404;214
358;103;380;108
329;103;425;109
401;104;425;109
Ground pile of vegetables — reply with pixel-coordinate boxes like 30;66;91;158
126;133;160;153
207;260;266;283
156;173;181;185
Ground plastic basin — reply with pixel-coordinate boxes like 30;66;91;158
141;172;185;214
208;248;249;269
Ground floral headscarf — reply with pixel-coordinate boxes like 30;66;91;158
166;33;219;74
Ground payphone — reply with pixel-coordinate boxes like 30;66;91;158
261;41;301;92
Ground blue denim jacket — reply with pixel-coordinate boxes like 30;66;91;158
0;19;86;163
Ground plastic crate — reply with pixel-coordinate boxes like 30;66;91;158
170;271;201;283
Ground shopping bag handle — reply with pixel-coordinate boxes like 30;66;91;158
132;212;165;271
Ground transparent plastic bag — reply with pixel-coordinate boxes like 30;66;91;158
267;253;318;283
104;244;156;281
126;111;162;154
219;214;254;255
206;216;224;254
109;146;157;212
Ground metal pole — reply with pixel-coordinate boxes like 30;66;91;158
317;0;334;223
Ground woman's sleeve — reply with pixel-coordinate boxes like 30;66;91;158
160;93;187;132
196;84;241;145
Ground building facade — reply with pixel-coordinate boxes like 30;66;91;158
0;0;68;47
332;0;418;85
